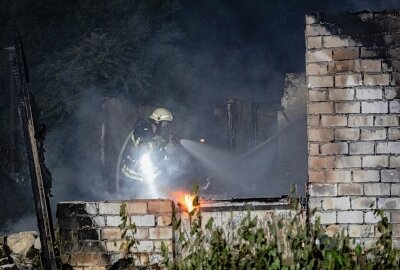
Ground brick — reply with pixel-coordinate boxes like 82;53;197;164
360;60;382;72
353;170;380;182
134;253;150;266
68;253;109;267
308;76;334;88
328;60;360;73
99;202;121;215
335;156;361;168
332;48;359;60
78;241;106;253
90;267;107;270
360;128;386;140
307;63;328;76
364;211;382;223
361;101;388;113
364;74;391;86
338;183;363;195
321;115;347;126
308;128;333;142
362;156;388;168
126;202;148;214
322;197;350;210
154;240;173;253
149;254;166;264
157;215;172;226
132;240;154;252
308;102;333;114
381;169;400;182
348;225;374;237
309;198;323;210
92;216;106;227
101;228;149;240
391;184;400;195
101;228;121;240
149;227;173;240
323;36;350;48
78;229;99;240
131;215;155;227
321;142;348;155
334;128;360;140
306;49;333;62
306;25;331;36
106;241;122;252
364;183;390;196
309;90;327;101
328;89;354;101
355;88;383;100
309;143;319;155
58;217;95;229
148;200;173;213
307;115;320;126
326;170;352;183
106;216;122;227
388;48;400;59
348;115;373;127
313;211;336;224
349;142;374;154
309;183;337;196
392;212;400;223
377;142;400;154
360;48;382;58
307;36;322;49
337;211;363;224
335;74;363;87
378;198;400;209
390;156;400;168
393;225;400;237
309;156;335;169
390;100;400;113
335;102;360;113
309;170;325;182
389;128;400;140
384;33;400;46
385;87;400;99
375;115;399;126
135;228;150;239
325;224;348;237
351;197;376;209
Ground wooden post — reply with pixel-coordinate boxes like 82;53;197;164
9;34;57;270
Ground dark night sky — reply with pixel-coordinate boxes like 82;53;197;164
176;0;400;102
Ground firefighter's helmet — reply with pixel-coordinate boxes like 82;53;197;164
149;108;173;122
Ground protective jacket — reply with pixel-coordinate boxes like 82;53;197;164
121;119;175;181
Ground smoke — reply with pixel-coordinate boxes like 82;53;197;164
0;215;37;235
2;0;400;234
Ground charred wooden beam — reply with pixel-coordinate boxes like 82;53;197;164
9;33;57;270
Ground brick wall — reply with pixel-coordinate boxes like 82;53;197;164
57;199;174;269
57;197;299;268
306;11;400;248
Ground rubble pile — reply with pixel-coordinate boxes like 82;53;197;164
0;232;41;270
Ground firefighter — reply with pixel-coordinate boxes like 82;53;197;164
121;108;175;182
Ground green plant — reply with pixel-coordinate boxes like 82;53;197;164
162;187;400;270
119;203;139;259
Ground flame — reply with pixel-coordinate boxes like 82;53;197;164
170;190;197;213
184;194;195;213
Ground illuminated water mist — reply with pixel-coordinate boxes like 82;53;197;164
180;139;236;179
180;137;281;197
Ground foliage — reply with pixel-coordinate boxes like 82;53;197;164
161;191;400;270
119;203;139;259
